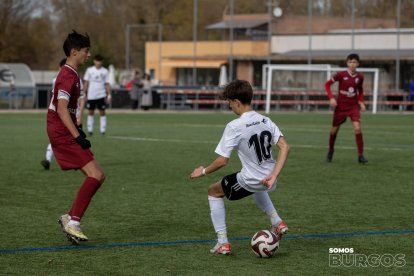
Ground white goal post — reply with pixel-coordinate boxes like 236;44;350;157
262;64;380;114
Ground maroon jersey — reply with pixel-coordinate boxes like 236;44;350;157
325;70;364;110
47;64;81;145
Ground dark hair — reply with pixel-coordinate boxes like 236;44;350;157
63;30;90;57
59;58;67;67
347;53;360;62
94;54;104;61
222;80;253;105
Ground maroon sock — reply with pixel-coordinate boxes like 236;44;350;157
329;133;337;153
356;133;364;156
68;177;102;221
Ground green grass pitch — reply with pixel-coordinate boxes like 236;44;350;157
0;111;413;275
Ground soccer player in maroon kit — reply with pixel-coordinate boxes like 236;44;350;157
325;53;368;164
47;30;105;243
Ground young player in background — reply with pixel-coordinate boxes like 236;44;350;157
190;80;289;255
47;30;105;244
83;54;111;136
325;53;368;164
41;58;86;170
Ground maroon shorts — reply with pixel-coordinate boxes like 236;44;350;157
332;107;360;127
52;143;94;170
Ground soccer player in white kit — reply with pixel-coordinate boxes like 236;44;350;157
190;80;290;255
83;54;111;135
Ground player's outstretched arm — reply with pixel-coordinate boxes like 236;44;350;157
190;156;229;179
261;136;289;189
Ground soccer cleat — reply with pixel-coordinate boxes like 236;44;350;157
272;221;289;236
58;214;71;230
100;132;105;136
58;214;80;245
63;223;88;242
326;151;333;163
210;243;232;255
358;155;368;164
41;160;50;170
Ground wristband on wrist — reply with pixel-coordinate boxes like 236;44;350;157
202;168;206;176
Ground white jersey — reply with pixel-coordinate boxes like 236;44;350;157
215;111;283;192
83;66;109;100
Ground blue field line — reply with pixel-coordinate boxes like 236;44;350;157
1;229;413;254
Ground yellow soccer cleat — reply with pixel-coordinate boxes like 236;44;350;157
64;223;88;242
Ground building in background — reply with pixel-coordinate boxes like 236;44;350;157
145;13;414;91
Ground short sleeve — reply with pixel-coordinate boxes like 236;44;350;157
332;72;341;82
83;68;91;81
270;121;283;145
105;70;110;84
215;124;239;158
56;74;76;101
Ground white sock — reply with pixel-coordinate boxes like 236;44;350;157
100;116;107;133
252;192;282;226
68;220;80;226
208;195;228;244
87;115;94;133
46;143;53;162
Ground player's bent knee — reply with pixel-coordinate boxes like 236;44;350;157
208;182;224;197
94;170;105;183
86;168;105;183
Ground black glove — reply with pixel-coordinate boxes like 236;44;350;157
78;126;86;138
76;135;91;149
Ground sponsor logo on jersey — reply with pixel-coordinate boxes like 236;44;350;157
246;121;260;128
340;88;356;98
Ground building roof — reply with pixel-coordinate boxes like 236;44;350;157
206;13;268;30
206;20;268;30
277;49;414;61
205;13;397;34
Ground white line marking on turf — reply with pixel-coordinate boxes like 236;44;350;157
109;136;216;144
108;136;410;151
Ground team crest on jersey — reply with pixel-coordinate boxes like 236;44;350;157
345;87;356;97
344;77;348;80
355;78;359;83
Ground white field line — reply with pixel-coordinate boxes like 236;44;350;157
108;136;409;151
155;124;414;136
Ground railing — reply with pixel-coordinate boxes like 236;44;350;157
157;89;414;112
2;86;412;111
